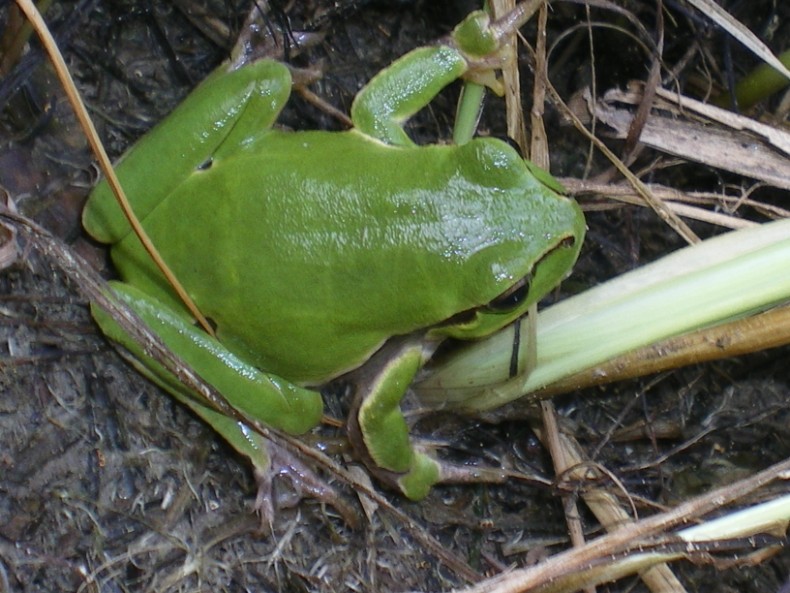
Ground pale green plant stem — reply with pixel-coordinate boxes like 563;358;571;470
416;217;790;410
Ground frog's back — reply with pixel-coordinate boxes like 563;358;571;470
113;130;566;383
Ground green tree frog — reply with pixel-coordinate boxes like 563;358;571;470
83;11;585;502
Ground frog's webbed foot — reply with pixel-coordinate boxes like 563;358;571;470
229;0;326;69
253;440;359;531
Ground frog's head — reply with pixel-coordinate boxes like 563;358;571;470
428;138;585;342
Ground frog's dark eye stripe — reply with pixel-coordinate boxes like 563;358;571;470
509;318;522;377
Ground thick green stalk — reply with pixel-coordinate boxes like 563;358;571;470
415;218;790;411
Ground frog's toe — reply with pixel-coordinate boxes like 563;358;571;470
252;465;277;534
253;442;360;530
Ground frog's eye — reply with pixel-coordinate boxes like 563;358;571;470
486;277;529;312
493;135;524;158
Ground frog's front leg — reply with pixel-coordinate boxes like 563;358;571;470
350;10;504;147
345;337;440;500
346;337;509;501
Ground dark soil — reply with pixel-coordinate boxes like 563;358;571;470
1;1;788;592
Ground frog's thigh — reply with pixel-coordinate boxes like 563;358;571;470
91;282;324;436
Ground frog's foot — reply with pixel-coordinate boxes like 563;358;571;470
415;444;511;487
229;0;326;69
348;429;511;500
253;439;359;531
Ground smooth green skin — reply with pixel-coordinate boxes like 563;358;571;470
83;11;585;500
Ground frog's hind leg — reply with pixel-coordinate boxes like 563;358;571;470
89;282;355;527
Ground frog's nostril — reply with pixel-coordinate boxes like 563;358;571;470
559;235;577;249
197;158;213;171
